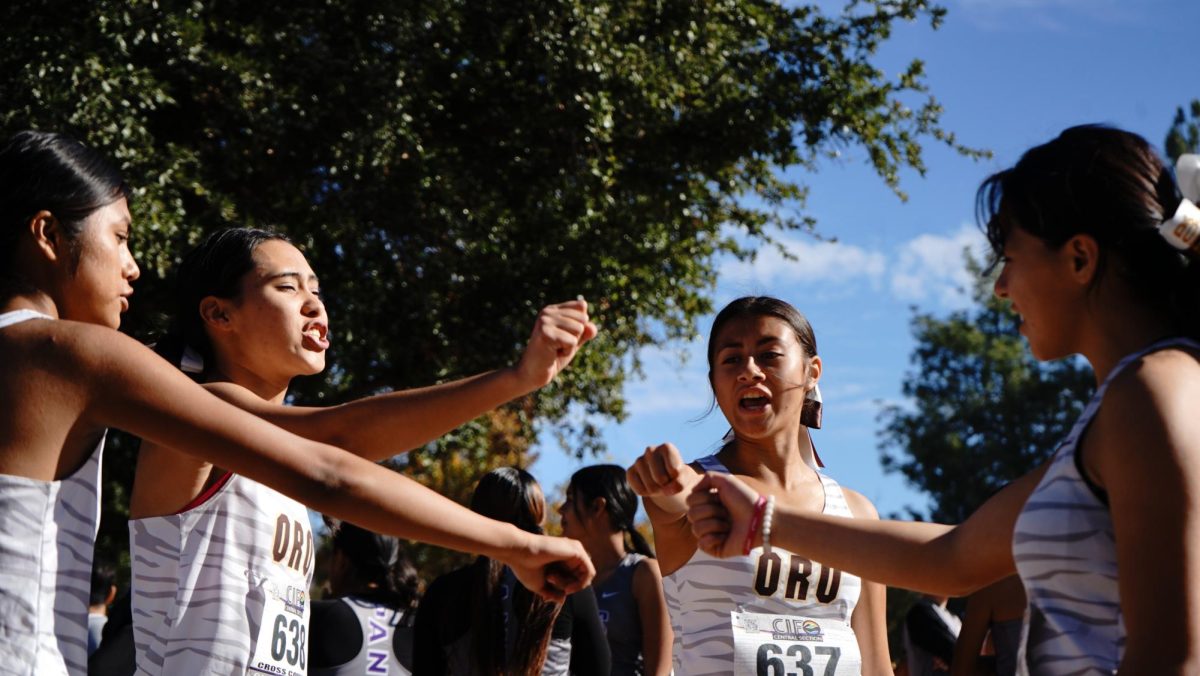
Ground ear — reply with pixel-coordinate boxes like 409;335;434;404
590;496;608;518
27;210;68;263
1064;234;1100;285
198;296;233;331
807;355;822;387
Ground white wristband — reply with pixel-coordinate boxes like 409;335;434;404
762;495;776;558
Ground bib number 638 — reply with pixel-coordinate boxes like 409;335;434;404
757;643;841;676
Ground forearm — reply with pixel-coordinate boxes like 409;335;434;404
768;508;993;596
319;367;530;459
306;448;530;560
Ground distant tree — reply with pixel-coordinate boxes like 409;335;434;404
878;256;1094;524
1166;99;1200;161
0;0;984;579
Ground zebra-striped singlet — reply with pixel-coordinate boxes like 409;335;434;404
0;309;105;676
1012;337;1200;675
130;473;315;675
664;455;863;675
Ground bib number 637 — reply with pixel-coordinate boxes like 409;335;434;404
757;643;841;676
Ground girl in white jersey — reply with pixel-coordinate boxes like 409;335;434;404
627;296;892;675
0;130;594;676
127;227;599;675
686;127;1200;675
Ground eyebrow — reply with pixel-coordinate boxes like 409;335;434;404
266;271;320;284
717;336;786;351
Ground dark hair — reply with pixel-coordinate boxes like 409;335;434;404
977;124;1199;338
155;227;291;377
89;563;117;607
567;464;654;558
467;467;561;675
706;296;822;428
331;522;419;611
0;130;130;298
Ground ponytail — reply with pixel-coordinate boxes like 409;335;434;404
567;465;656;559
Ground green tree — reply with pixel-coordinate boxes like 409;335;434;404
1166;99;1200;161
1;0;983;579
878;257;1094;525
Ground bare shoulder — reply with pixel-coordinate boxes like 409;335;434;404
1101;346;1200;436
634;555;663;581
840;485;880;520
1090;346;1200;487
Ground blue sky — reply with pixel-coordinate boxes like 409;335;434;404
532;0;1200;519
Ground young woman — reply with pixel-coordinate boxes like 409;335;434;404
414;467;612;675
127;227;598;675
308;522;420;675
0;130;593;676
558;464;672;676
949;576;1025;676
686;126;1200;675
627;296;892;675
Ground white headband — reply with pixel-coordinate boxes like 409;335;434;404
1159;197;1200;256
1178;154;1200;203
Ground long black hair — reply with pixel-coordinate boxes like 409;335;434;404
977;124;1199;339
330;522;419;611
567;464;654;558
0;130;130;299
466;467;562;675
154;227;291;378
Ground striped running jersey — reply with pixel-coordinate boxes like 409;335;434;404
130;473;315;675
0;309;105;676
664;455;863;675
1012;337;1200;675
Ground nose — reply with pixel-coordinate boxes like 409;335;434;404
302;290;324;317
737;357;765;382
124;252;141;282
993;264;1008;299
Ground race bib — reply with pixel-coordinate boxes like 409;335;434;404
248;578;308;676
731;611;862;676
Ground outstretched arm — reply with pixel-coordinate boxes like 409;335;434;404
205;299;597;460
685;466;1045;597
80;325;593;599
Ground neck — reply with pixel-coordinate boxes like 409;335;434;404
88;604;107;615
209;356;291;403
722;427;817;490
1078;290;1181;384
585;530;628;578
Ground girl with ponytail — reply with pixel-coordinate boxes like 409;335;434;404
560;464;672;676
686;126;1200;674
128;228;598;676
309;521;420;675
415;468;611;676
627;297;892;675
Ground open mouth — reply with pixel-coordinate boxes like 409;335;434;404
739;393;770;412
301;323;330;350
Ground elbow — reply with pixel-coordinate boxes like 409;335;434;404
298;444;357;509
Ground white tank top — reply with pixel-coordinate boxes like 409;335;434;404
0;309;105;676
664;455;863;675
130;473;315;675
1012;337;1200;675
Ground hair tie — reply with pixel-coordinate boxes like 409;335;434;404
1158;197;1200;259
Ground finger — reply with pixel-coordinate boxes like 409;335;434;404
539;313;588;339
685;478;720;509
690;515;731;540
698;532;731;557
685;501;728;523
627;462;650;496
645;447;674;488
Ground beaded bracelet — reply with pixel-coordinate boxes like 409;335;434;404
762;495;776;558
743;494;768;556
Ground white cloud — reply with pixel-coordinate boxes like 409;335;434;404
719;235;887;291
889;224;988;310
